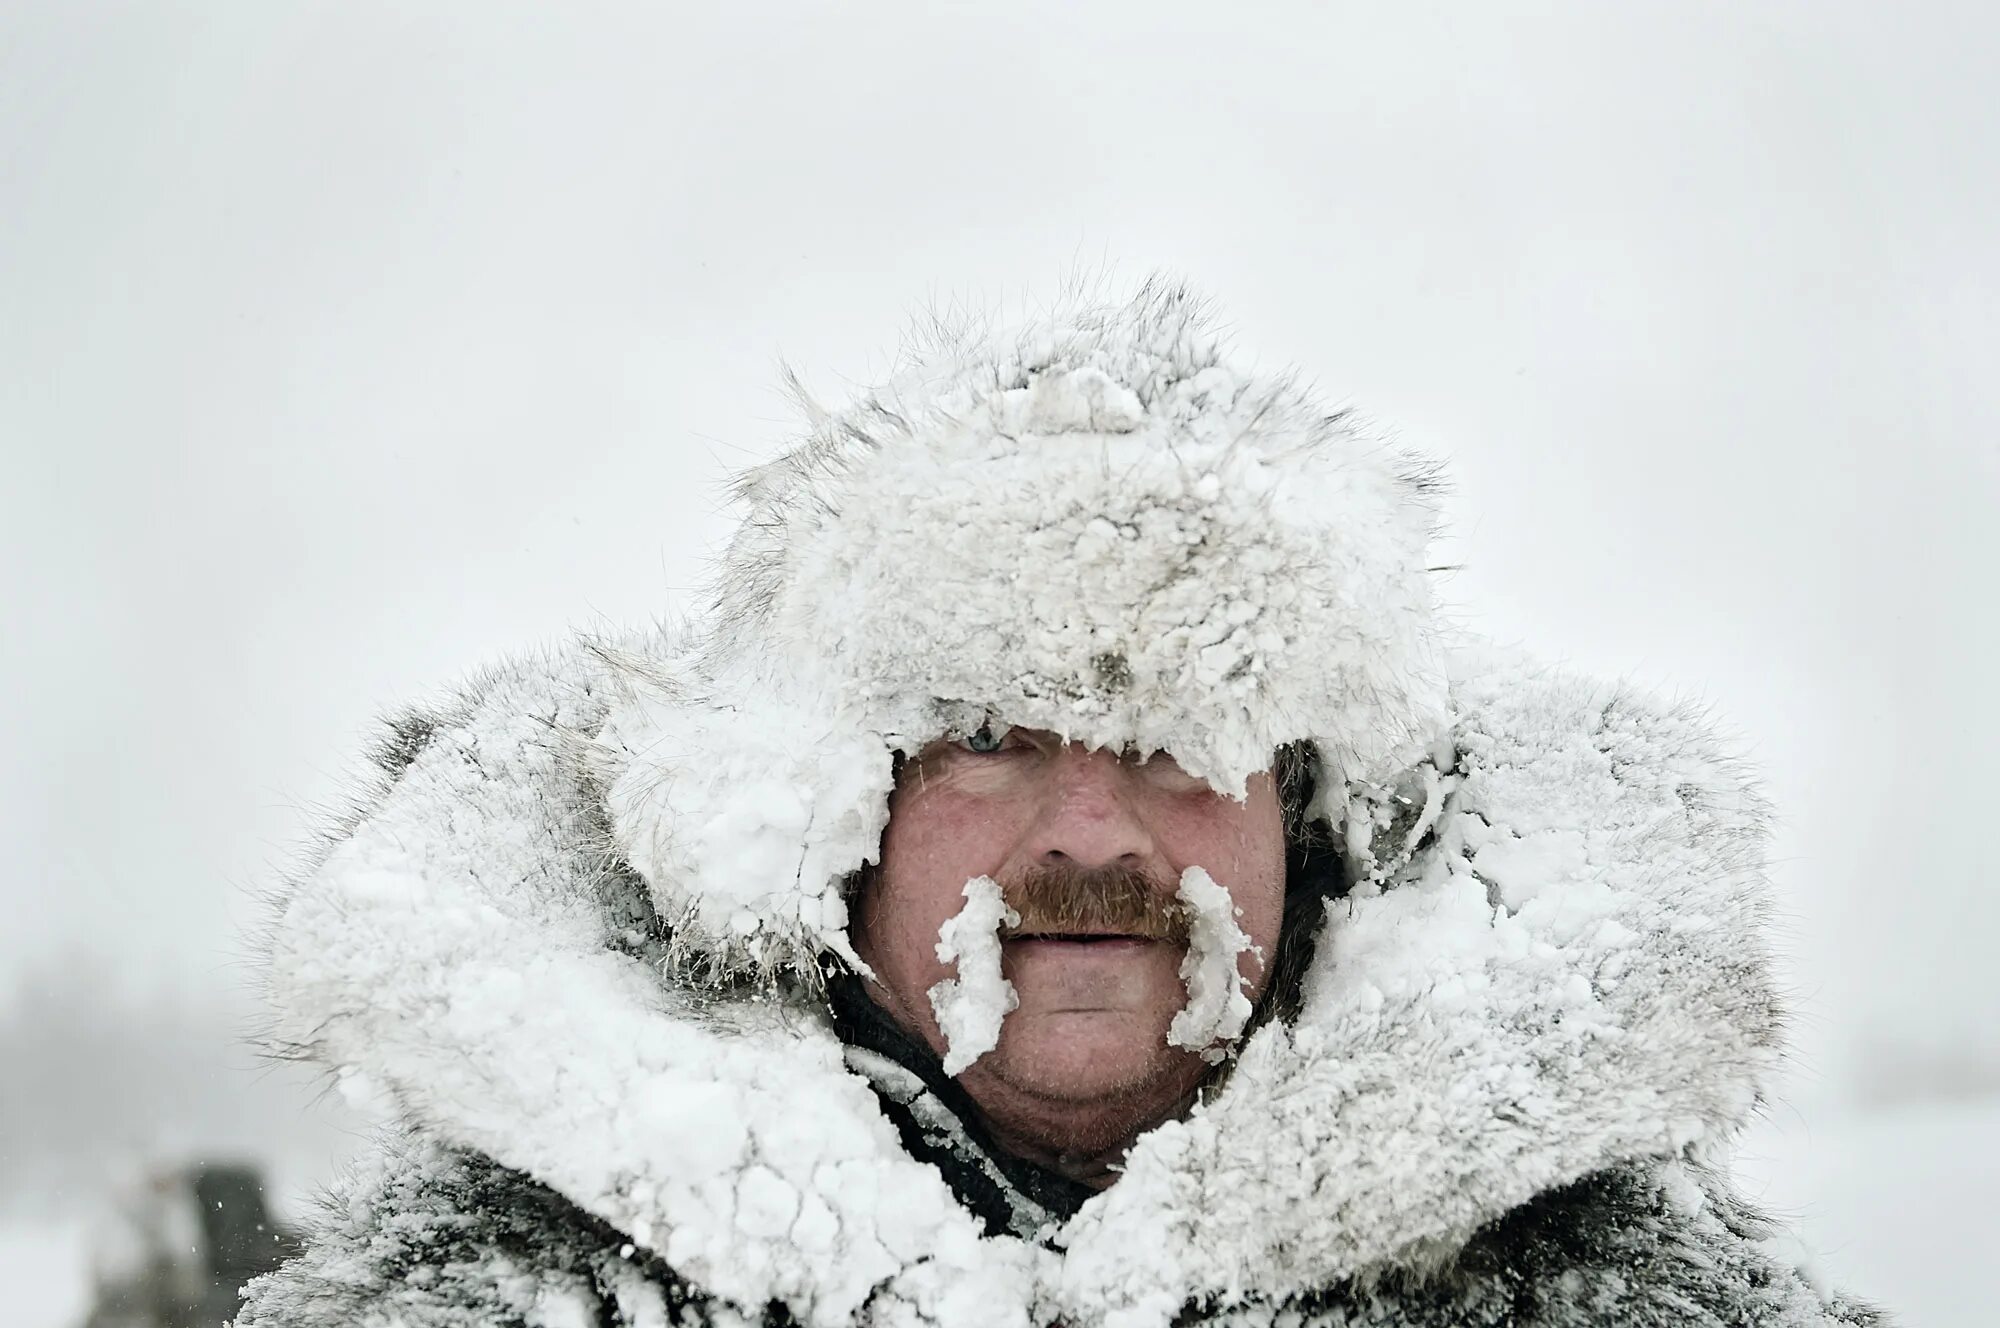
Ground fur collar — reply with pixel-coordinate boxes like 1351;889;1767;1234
259;283;1790;1325
261;640;1783;1327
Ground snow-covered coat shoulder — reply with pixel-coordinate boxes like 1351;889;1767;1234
240;642;1880;1327
239;282;1883;1326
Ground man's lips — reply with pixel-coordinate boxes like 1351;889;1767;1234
1003;933;1164;949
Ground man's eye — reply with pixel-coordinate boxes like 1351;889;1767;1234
962;723;1009;754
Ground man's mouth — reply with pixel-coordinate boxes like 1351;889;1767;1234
998;865;1193;945
1004;932;1162;946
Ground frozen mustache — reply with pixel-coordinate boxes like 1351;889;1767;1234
929;865;1175;1076
926;867;1261;1076
1166;866;1259;1062
1002;862;1191;942
926;877;1018;1075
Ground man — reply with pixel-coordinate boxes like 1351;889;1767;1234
240;280;1884;1326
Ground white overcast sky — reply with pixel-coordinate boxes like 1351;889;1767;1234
3;0;1996;1115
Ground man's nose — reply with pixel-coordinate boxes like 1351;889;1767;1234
1028;744;1158;871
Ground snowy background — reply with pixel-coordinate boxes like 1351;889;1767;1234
3;3;1995;1325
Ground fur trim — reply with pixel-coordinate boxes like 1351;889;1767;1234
241;1142;1883;1327
256;640;1847;1326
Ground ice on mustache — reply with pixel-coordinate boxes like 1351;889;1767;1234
925;866;1260;1075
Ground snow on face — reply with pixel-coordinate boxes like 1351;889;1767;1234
927;877;1020;1075
849;726;1287;1156
1165;866;1261;1062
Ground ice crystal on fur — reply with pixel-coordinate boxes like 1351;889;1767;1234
1166;866;1257;1061
928;876;1021;1075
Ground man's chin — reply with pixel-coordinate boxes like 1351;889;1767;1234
976;1008;1192;1105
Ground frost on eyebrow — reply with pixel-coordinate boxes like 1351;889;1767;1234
1167;866;1259;1062
927;876;1021;1075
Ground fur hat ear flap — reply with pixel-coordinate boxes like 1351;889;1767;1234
598;668;893;982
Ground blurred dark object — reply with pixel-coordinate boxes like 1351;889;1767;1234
78;1161;299;1328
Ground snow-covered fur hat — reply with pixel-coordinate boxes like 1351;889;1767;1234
600;278;1450;977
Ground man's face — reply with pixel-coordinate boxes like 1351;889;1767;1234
850;725;1288;1159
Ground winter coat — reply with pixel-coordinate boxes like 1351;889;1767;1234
238;281;1886;1327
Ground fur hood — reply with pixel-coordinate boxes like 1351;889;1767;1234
247;283;1870;1327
